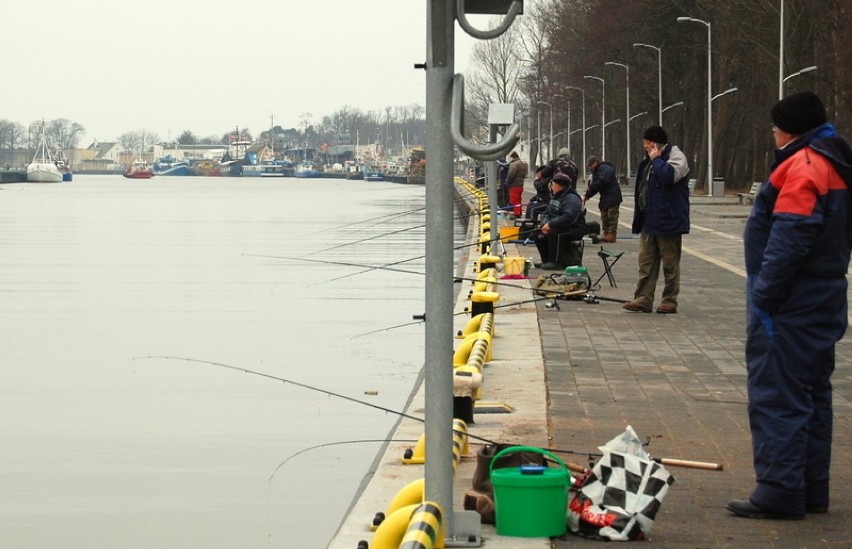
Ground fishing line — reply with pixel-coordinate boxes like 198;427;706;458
299;223;426;258
134;355;596;458
137;355;722;470
311;205;426;236
243;253;425;277
268;439;419;481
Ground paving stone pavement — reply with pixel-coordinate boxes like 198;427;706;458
536;193;852;548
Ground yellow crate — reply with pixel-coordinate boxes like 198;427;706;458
498;226;519;242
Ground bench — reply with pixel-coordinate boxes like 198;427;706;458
738;182;762;205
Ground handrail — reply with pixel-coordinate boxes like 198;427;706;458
455;0;522;40
450;74;520;161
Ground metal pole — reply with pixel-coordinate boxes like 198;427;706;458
605;62;630;177
657;47;662;124
565;86;587;180
425;0;455;535
583;76;605;159
632;43;663;124
677;17;713;194
779;0;785;100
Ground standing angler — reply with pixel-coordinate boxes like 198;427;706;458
623;126;690;314
728;92;852;520
583;156;623;242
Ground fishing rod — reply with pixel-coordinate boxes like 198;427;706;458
243;253;425;277
268;439;419;481
311;205;427;236
351;290;619;339
136;356;723;471
300;223;426;258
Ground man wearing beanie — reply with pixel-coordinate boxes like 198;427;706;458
728;92;852;520
623;125;690;314
532;168;586;269
583;156;623;242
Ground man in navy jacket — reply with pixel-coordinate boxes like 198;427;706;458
583;156;623;242
727;92;852;520
623;126;690;314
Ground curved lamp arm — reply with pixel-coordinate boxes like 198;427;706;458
455;0;523;40
451;74;520;161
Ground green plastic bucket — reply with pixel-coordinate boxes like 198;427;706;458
489;445;569;537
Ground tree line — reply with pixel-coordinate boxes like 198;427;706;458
463;0;850;192
0;104;427;161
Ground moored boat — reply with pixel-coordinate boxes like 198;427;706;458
363;165;385;181
152;155;192;176
27;122;63;183
294;162;321;178
124;159;154;179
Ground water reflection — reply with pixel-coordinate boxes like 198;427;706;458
0;175;434;548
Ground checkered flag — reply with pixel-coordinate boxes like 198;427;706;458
567;426;675;541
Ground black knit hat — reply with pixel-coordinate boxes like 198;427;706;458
551;172;573;187
643;125;668;144
771;91;827;135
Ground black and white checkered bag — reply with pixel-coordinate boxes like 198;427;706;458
567;426;675;541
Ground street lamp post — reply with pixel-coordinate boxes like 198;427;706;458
537;100;553;162
782;65;818;90
779;0;785;99
633;43;663;124
584;75;606;159
553;93;571;156
605;61;631;176
677;16;714;195
565;85;586;180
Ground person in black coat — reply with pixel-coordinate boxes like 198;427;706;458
533;169;586;270
583;156;623;242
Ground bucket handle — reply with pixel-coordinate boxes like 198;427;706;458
489;445;568;477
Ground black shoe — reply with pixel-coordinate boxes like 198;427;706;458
807;504;828;514
726;499;803;520
538;262;562;270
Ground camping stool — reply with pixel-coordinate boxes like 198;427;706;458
556;234;585;267
594;247;624;288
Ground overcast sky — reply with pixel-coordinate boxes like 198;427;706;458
3;1;483;143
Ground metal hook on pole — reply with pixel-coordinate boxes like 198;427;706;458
455;0;523;39
451;74;520;161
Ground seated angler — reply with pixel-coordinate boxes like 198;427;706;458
533;167;587;270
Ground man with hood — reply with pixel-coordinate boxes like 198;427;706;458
727;91;852;520
623;125;690;314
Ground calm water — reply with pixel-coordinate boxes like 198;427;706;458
0;175;437;548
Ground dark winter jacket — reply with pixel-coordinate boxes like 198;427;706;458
541;187;586;241
744;123;852;314
584;161;623;210
631;144;690;235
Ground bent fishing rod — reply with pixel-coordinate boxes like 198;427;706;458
136;356;722;471
350;290;578;339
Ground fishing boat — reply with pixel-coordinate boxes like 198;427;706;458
124;159;154;179
294;162;321;178
27;122;63;183
219;134;251;176
152;155;192;176
53;147;73;181
362;165;385;182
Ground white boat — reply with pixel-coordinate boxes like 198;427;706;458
27;122;63;183
294;162;321;178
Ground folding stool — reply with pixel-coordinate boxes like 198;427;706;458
593;246;624;288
